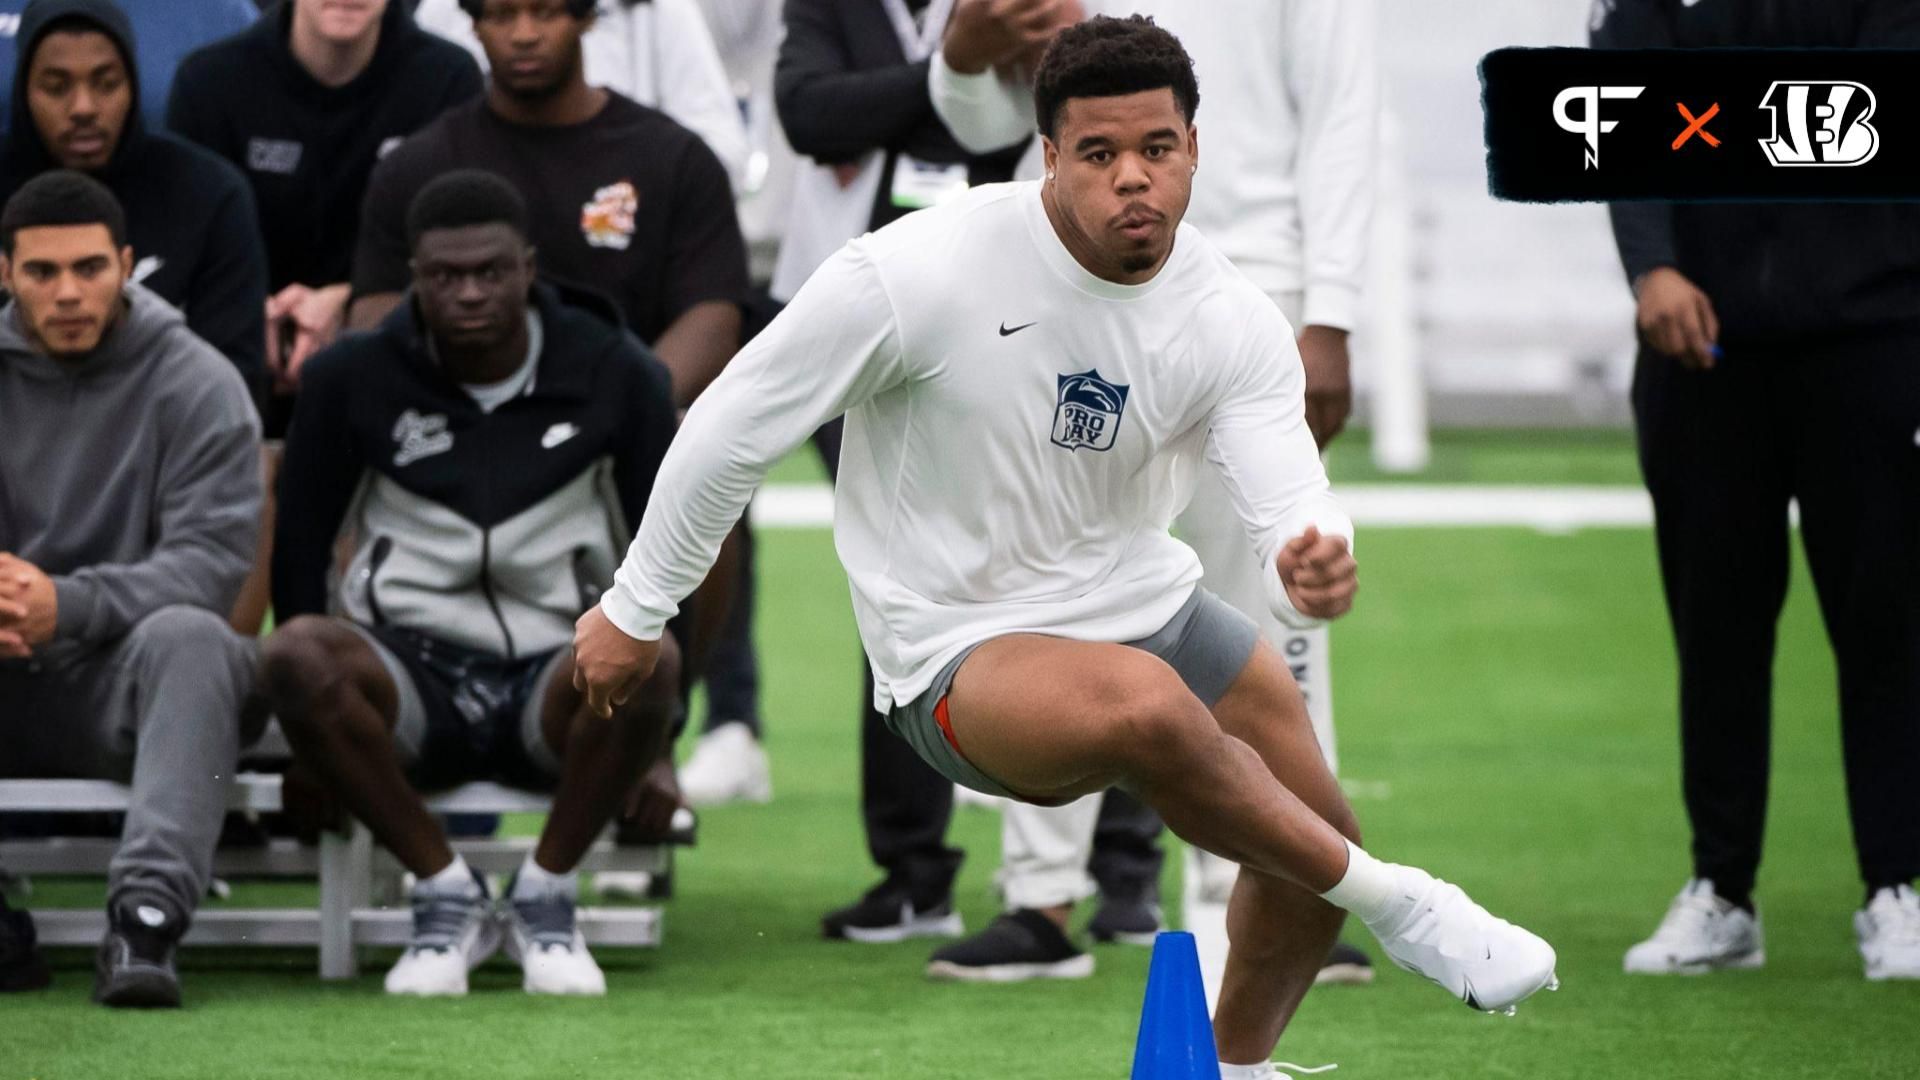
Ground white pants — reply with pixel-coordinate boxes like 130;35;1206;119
998;291;1335;912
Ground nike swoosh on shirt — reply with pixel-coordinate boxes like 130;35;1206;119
999;321;1037;337
541;422;581;449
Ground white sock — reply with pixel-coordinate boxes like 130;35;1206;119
1318;840;1399;927
512;855;578;900
424;854;472;891
1219;1063;1274;1080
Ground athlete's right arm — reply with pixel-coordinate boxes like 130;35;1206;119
597;243;909;643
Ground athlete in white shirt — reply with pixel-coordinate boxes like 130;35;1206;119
574;17;1555;1070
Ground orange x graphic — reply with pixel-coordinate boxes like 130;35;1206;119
1673;102;1721;150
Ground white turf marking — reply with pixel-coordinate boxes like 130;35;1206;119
750;483;1662;532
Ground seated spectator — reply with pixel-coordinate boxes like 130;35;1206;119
348;0;748;410
0;0;257;132
263;171;683;998
168;0;483;411
0;0;268;393
413;0;749;191
0;170;263;1008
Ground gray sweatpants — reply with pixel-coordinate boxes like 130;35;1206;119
0;606;253;919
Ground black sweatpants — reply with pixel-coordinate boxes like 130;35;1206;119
1632;328;1920;899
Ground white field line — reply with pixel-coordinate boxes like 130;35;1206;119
750;483;1671;532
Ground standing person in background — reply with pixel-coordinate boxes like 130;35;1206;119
167;0;482;633
1593;0;1920;982
0;0;268;399
349;0;747;408
0;0;256;132
925;0;1379;987
765;0;1090;948
413;0;750;191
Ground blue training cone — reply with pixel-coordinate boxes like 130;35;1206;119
1130;932;1221;1080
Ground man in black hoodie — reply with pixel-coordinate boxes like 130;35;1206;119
0;0;268;395
168;0;482;409
1594;0;1920;981
0;170;262;1008
264;170;684;998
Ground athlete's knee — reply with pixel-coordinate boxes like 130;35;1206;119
1099;658;1214;768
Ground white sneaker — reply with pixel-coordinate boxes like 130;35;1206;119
679;722;772;807
592;871;655;901
1623;879;1764;975
384;868;501;997
505;876;607;996
1369;866;1559;1013
1856;884;1920;981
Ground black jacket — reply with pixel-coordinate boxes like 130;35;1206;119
775;0;1026;231
1592;0;1920;342
272;281;677;659
0;0;268;395
167;1;482;292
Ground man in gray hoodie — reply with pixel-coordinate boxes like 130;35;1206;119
0;170;260;1008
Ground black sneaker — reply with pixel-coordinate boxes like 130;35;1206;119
1314;940;1375;985
822;880;964;943
1089;889;1163;946
926;909;1095;982
94;895;184;1008
0;894;52;993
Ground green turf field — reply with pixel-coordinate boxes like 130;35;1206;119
7;432;1915;1079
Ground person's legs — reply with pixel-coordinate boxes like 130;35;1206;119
531;636;683;874
261;617;454;877
941;628;1554;1062
845;662;963;926
1633;346;1793;909
105;607;253;923
1790;331;1920;903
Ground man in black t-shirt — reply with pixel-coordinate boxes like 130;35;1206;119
168;0;483;409
348;0;748;409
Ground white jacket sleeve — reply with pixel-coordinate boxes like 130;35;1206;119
601;243;907;639
654;0;754;192
1285;0;1379;332
927;50;1037;156
1202;303;1355;629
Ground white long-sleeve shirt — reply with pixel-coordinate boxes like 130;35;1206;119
414;0;752;192
928;0;1377;330
603;182;1351;710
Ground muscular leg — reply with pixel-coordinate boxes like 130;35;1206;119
534;635;683;874
1207;641;1357;1063
262;617;453;877
944;636;1354;1062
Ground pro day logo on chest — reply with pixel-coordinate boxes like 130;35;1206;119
1051;369;1130;453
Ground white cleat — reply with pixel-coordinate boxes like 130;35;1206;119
384;869;500;997
1370;867;1559;1014
1856;884;1920;982
1624;879;1764;975
679;722;773;807
505;879;607;996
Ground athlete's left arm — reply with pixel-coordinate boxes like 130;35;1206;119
1202;304;1356;628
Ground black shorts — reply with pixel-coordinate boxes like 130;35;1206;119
347;623;567;792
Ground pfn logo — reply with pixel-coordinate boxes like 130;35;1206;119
1553;85;1644;169
1758;81;1879;166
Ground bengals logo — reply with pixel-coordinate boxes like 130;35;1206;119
581;181;639;250
1758;81;1880;167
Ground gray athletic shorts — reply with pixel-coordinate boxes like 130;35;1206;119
884;587;1261;801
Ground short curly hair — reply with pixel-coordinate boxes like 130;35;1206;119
458;0;600;19
406;169;530;251
1031;15;1199;140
